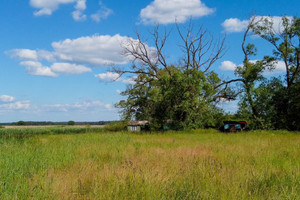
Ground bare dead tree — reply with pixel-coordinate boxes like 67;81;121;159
112;24;227;79
176;22;227;72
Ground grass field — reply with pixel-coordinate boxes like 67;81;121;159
0;128;299;199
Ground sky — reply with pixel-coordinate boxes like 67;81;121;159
0;0;299;122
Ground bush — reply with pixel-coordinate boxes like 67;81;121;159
104;121;127;132
68;121;75;126
15;121;26;126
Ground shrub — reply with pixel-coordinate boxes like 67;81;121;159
68;121;75;126
104;121;127;132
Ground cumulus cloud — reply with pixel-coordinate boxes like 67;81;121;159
30;0;77;16
219;60;286;76
222;18;249;33
0;95;16;103
219;61;237;71
94;72;120;82
52;34;131;66
222;16;293;33
95;72;136;85
263;60;286;75
7;34;156;79
140;0;214;25
7;34;153;74
50;63;92;74
72;0;87;21
7;49;38;60
17;60;91;77
30;0;88;21
30;0;113;22
91;1;113;22
20;61;58;77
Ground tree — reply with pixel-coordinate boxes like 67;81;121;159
16;121;26;126
68;120;75;126
250;16;300;130
115;24;238;130
234;17;270;129
235;16;300;130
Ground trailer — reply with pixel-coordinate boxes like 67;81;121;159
223;121;248;132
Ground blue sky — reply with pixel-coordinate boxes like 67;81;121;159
0;0;299;122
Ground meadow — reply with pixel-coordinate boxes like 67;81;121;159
0;127;299;199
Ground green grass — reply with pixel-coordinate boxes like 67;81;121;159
0;126;104;139
0;129;299;199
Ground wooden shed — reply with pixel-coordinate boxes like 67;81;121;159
127;121;149;132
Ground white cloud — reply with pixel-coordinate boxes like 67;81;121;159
219;60;286;76
0;95;16;103
91;1;113;22
222;18;249;33
74;0;86;10
30;0;88;21
72;0;87;21
52;34;132;66
7;49;38;60
122;77;136;85
95;72;136;85
116;89;122;94
222;16;293;33
18;61;91;77
219;61;237;71
50;63;92;74
7;34;156;77
140;0;214;25
8;34;154;67
263;60;286;75
20;61;58;77
72;10;87;21
30;0;77;16
0;101;30;110
95;72;120;82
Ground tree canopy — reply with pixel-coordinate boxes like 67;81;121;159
114;16;300;131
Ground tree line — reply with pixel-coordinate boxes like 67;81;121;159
114;16;299;131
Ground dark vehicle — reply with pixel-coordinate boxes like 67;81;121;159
223;121;248;133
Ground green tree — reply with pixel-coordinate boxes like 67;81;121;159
234;17;270;129
250;16;300;130
115;25;238;130
16;121;26;126
67;121;75;126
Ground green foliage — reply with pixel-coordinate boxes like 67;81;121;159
68;120;75;126
117;68;225;130
104;121;127;132
15;121;26;126
235;16;300;130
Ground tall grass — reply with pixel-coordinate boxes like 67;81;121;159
0;129;299;199
0;126;104;139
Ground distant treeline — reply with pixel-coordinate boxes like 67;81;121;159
0;121;116;126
